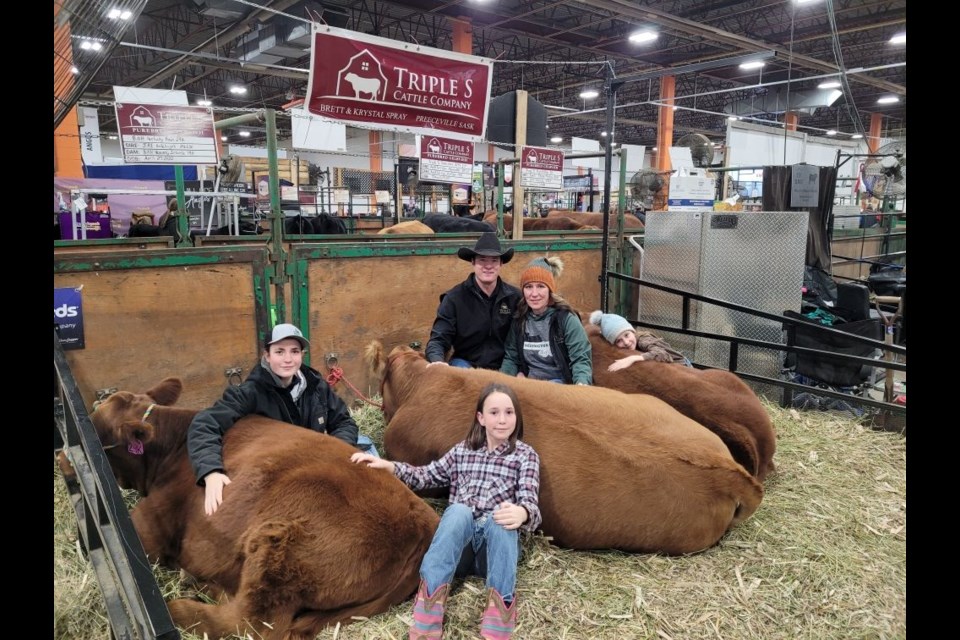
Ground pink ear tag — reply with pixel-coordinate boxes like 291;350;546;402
128;439;145;455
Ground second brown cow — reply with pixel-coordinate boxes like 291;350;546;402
586;323;777;481
367;342;764;555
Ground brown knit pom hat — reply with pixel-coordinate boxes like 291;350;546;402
520;256;564;292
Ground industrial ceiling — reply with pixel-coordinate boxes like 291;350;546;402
56;0;906;152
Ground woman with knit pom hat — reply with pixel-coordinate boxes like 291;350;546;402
499;256;593;385
588;310;692;369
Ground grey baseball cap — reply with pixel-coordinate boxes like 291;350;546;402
266;323;310;349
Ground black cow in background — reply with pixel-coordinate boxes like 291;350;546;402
421;213;495;234
284;214;348;235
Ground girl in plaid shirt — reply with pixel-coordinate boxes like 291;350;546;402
351;382;540;640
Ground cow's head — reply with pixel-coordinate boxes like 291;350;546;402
364;341;427;423
88;377;184;493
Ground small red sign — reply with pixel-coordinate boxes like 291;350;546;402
519;146;565;190
114;103;219;164
306;26;493;142
420;136;475;184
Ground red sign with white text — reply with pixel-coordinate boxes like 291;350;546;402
305;26;493;142
519;146;564;190
115;103;218;164
419;136;475;184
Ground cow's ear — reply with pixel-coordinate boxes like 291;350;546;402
364;341;385;379
120;419;154;446
147;378;183;406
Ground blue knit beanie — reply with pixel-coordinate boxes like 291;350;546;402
588;310;634;345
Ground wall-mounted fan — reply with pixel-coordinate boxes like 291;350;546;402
308;163;330;186
404;165;419;192
861;140;906;199
629;170;671;209
218;154;246;185
675;133;715;168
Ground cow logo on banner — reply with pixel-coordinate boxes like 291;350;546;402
306;26;493;142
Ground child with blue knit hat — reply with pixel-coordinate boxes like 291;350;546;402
589;310;692;369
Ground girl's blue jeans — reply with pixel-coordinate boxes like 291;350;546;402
419;503;520;601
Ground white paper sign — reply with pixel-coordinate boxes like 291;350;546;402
570;137;600;169
291;107;347;152
669;146;695;173
791;164;820;207
621;144;646;174
668;175;715;211
419;135;474;184
78;106;103;165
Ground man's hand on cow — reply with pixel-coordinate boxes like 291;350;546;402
427;361;449;368
203;472;231;516
350;452;396;473
492;501;528;530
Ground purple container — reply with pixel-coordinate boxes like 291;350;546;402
59;211;113;240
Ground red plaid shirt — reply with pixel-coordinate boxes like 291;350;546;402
394;439;542;532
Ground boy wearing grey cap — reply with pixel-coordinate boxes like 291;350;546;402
187;323;360;516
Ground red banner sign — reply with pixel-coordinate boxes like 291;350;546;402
519;146;565;190
306;26;493;142
419;136;475;184
114;103;219;164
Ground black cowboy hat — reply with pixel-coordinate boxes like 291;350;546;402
457;232;515;264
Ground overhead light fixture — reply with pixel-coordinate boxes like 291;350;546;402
70;66;79;74
229;85;248;95
107;135;118;140
889;32;906;44
739;61;765;70
600;131;608;137
108;8;132;20
826;130;837;136
579;89;599;99
550;136;562;143
672;105;678;111
818;81;842;89
628;30;658;44
652;147;658;151
220;135;228;141
728;115;739;121
877;95;900;104
796;0;822;4
239;131;251;137
851;133;864;139
196;99;212;107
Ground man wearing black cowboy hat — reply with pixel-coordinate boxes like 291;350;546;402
425;232;522;370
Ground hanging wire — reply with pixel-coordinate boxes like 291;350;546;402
824;0;866;137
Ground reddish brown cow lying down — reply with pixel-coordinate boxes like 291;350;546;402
366;342;764;555
585;323;777;481
58;377;439;640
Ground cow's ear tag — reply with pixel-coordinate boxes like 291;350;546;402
317;417;325;426
128;439;145;456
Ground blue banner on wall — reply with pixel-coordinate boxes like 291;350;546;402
54;287;85;350
85;164;198;181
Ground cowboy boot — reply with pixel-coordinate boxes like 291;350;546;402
479;588;517;640
409;579;449;640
